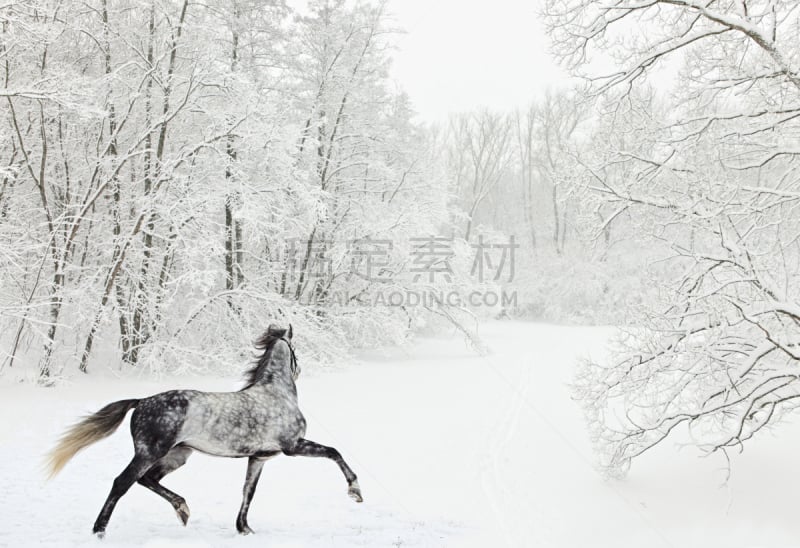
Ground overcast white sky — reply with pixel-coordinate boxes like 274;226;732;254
387;0;570;121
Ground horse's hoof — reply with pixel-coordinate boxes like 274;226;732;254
237;525;255;535
94;530;105;539
175;501;190;526
348;481;363;503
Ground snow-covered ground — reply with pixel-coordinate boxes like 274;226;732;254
1;321;796;547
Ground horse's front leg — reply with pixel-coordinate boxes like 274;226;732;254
283;438;363;502
236;453;276;535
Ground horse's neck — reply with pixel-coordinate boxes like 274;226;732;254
248;364;297;394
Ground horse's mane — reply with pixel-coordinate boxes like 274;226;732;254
241;328;288;390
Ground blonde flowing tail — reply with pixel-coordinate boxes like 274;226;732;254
45;399;139;479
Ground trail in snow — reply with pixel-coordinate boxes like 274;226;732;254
0;321;797;547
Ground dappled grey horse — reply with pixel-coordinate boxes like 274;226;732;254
46;325;362;536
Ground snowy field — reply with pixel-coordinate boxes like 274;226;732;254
1;321;796;547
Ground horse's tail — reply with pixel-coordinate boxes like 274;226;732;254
45;398;139;479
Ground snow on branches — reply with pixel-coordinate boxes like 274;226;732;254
0;0;480;379
544;0;800;475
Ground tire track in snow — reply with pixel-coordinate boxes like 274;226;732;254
479;348;558;548
474;327;675;548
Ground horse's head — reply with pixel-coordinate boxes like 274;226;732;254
244;324;300;388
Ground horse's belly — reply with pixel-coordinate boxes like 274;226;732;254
178;409;284;457
176;393;303;457
181;437;280;458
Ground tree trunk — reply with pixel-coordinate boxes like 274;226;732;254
225;3;242;299
552;182;561;255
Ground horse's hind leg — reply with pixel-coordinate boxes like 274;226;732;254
283;438;363;502
92;452;161;536
138;446;193;525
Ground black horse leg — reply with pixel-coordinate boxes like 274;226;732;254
236;453;276;535
138;446;193;525
283;438;363;502
92;453;160;536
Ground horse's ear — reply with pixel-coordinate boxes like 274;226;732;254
267;323;278;334
287;323;293;340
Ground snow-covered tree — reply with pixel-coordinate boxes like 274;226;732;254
0;0;470;381
545;0;800;475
